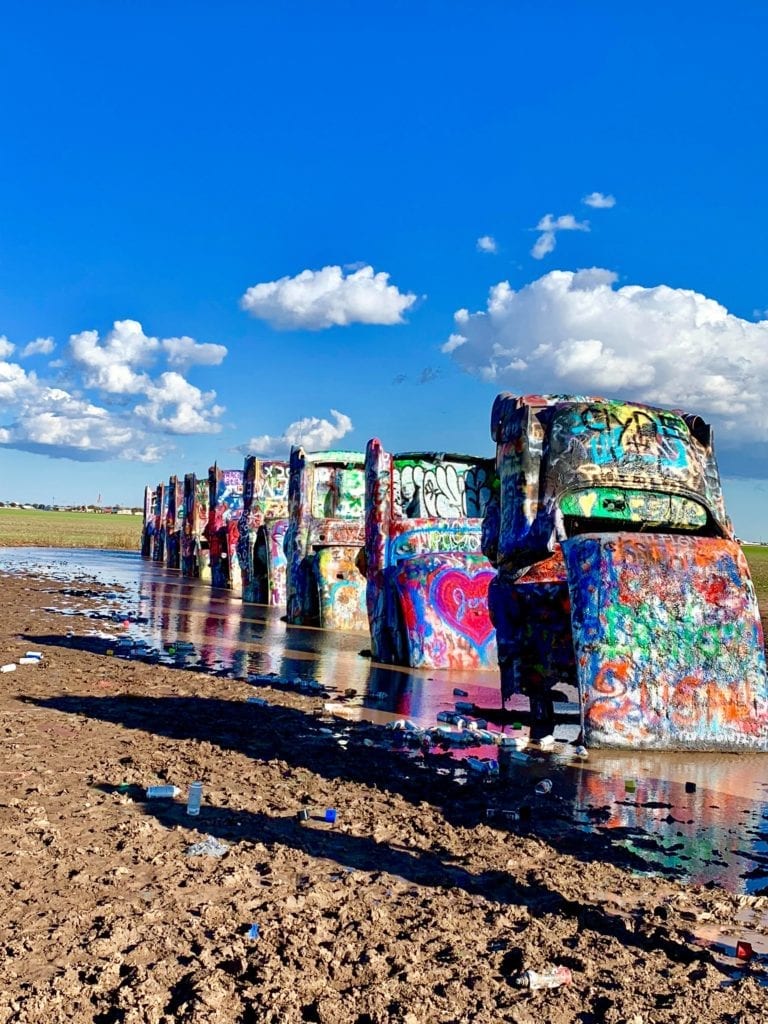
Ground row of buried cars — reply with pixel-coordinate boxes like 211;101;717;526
140;393;768;751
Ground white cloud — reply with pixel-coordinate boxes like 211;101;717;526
0;387;164;462
0;360;37;401
476;235;498;254
237;409;353;455
20;337;55;358
240;265;418;329
531;213;590;260
134;372;224;435
162;336;227;368
583;191;616;209
0;336;15;359
0;317;227;462
443;268;768;450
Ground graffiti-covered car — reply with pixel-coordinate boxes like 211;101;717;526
181;474;211;580
484;393;768;750
284;448;368;631
237;457;290;605
164;475;184;570
140;485;153;557
208;465;244;591
151;482;167;563
364;440;497;669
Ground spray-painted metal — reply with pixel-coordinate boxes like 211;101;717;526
484;393;768;750
164;475;184;570
151;482;167;563
284;448;368;631
140;485;153;557
208;465;244;591
237;457;290;605
181;473;211;580
364;439;497;669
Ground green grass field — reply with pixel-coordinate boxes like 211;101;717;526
742;544;768;607
0;508;142;551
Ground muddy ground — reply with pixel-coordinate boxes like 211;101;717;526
0;573;766;1023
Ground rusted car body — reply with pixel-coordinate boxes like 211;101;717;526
364;439;497;669
237;457;290;605
284;448;368;631
484;393;768;750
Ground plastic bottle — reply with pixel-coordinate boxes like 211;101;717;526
513;966;572;990
146;785;180;798
186;781;203;816
534;779;553;794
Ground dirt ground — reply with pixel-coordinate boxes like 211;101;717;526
0;573;766;1023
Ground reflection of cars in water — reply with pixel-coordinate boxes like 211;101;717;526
181;474;211;581
284;448;368;631
237;457;290;606
484;393;768;750
364;439;497;669
207;465;244;592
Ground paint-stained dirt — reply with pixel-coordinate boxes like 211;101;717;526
0;573;767;1023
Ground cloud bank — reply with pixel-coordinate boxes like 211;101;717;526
443;268;768;460
236;409;353;456
0;319;226;462
240;265;417;329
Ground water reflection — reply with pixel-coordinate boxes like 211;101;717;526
2;545;768;896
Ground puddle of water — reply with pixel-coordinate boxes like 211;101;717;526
2;545;768;899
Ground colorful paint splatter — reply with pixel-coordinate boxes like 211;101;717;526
238;457;290;605
484;393;768;750
364;439;497;669
284;448;368;631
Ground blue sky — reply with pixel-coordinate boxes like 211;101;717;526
2;3;768;536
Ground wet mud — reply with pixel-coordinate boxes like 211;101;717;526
0;550;767;1022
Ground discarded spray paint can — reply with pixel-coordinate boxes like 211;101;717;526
1;664;17;673
455;701;474;712
513;966;572;990
146;785;180;799
534;779;553;795
18;657;40;665
186;781;203;816
453;688;469;697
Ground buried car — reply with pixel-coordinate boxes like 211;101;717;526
238;457;290;605
164;475;184;570
364;439;497;669
284;448;368;631
151;482;167;563
208;465;244;591
181;473;211;581
483;393;768;750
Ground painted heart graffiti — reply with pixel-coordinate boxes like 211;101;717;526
431;567;495;648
